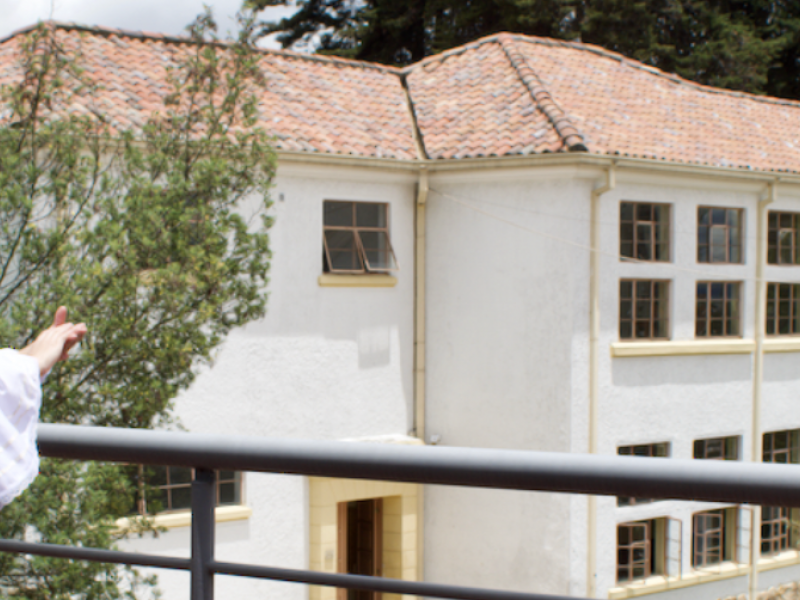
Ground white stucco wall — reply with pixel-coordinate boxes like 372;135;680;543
118;161;417;600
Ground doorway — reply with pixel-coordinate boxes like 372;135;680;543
338;498;383;600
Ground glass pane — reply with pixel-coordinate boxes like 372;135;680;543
620;321;632;338
698;246;709;262
781;213;793;228
699;208;710;225
635;321;650;338
711;208;726;225
621;203;634;221
710;227;727;261
219;482;239;505
325;230;363;271
621;242;633;257
324;201;354;226
698;226;709;244
171;486;192;510
148;466;168;487
710;320;723;336
620;281;633;298
654;319;668;338
356;203;386;228
696;319;707;336
169;467;192;485
636;281;651;298
620;300;632;319
620;223;634;242
637;204;652;221
636;300;651;319
711;283;724;300
358;231;397;271
730;246;741;263
768;212;777;228
728;209;740;226
697;283;708;299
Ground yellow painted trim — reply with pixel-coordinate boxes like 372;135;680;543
610;339;756;357
115;505;252;533
607;552;800;599
318;274;397;288
764;338;800;353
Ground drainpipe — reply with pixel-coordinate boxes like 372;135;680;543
587;164;616;598
414;167;429;590
749;180;776;600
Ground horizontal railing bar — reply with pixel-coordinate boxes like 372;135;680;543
0;539;191;570
38;424;800;506
210;560;581;600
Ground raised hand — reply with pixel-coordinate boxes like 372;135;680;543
19;307;88;377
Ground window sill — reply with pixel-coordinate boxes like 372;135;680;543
610;339;755;357
608;551;800;599
115;505;252;533
318;274;397;288
764;338;800;353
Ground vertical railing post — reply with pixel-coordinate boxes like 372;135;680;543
191;468;215;600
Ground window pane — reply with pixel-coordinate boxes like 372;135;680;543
711;209;726;225
324;201;354;226
620;321;632;338
698;226;709;245
620;223;634;243
171;486;192;510
219;482;239;505
699;208;710;225
637;204;652;221
358;231;397;271
169;467;192;485
356;203;386;228
621;203;634;221
324;230;363;271
620;281;633;298
728;209;740;227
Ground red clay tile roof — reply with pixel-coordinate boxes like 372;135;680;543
2;23;800;171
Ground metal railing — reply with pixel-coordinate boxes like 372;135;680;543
1;423;799;600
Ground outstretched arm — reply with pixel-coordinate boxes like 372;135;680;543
19;306;87;378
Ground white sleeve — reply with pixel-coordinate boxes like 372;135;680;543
0;349;42;509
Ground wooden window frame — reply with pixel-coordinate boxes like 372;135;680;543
766;283;800;336
619;279;670;340
617;520;655;583
694;436;739;461
617;443;669;506
692;509;735;568
761;430;800;555
323;201;398;274
695;281;742;338
620;201;671;262
768;211;800;265
132;466;242;515
697;207;744;264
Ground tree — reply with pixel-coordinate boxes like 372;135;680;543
250;0;800;100
0;10;275;599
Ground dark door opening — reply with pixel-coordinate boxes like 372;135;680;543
338;498;383;600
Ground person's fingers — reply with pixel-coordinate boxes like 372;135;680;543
52;306;68;329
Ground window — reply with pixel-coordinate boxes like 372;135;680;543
768;211;800;265
617;520;665;583
761;430;800;555
692;509;736;567
698;207;743;263
323;201;398;274
695;282;741;337
617;443;669;506
694;436;739;460
620;202;670;261
620;280;669;340
766;283;800;335
130;466;242;515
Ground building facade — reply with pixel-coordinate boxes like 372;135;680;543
3;22;800;600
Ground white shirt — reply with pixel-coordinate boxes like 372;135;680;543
0;349;42;508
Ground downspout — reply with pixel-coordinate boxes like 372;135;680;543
587;164;616;598
414;168;429;441
750;180;776;600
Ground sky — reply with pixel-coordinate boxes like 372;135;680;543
0;0;296;47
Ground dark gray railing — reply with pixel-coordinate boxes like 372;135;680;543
1;423;799;600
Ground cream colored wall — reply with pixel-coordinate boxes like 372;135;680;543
308;477;420;600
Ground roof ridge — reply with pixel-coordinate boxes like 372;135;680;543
0;21;401;74
497;33;587;152
506;33;800;110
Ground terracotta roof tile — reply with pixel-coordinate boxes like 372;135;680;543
2;24;800;171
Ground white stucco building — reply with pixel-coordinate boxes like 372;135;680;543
4;22;800;600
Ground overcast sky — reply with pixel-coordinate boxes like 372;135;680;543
0;0;295;47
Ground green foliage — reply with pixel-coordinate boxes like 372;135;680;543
249;0;800;99
0;10;275;599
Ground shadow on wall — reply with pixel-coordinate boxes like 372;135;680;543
612;354;752;386
764;352;800;382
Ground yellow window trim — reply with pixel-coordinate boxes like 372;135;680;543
610;338;800;357
115;504;252;533
318;274;397;288
611;339;755;357
608;551;800;599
